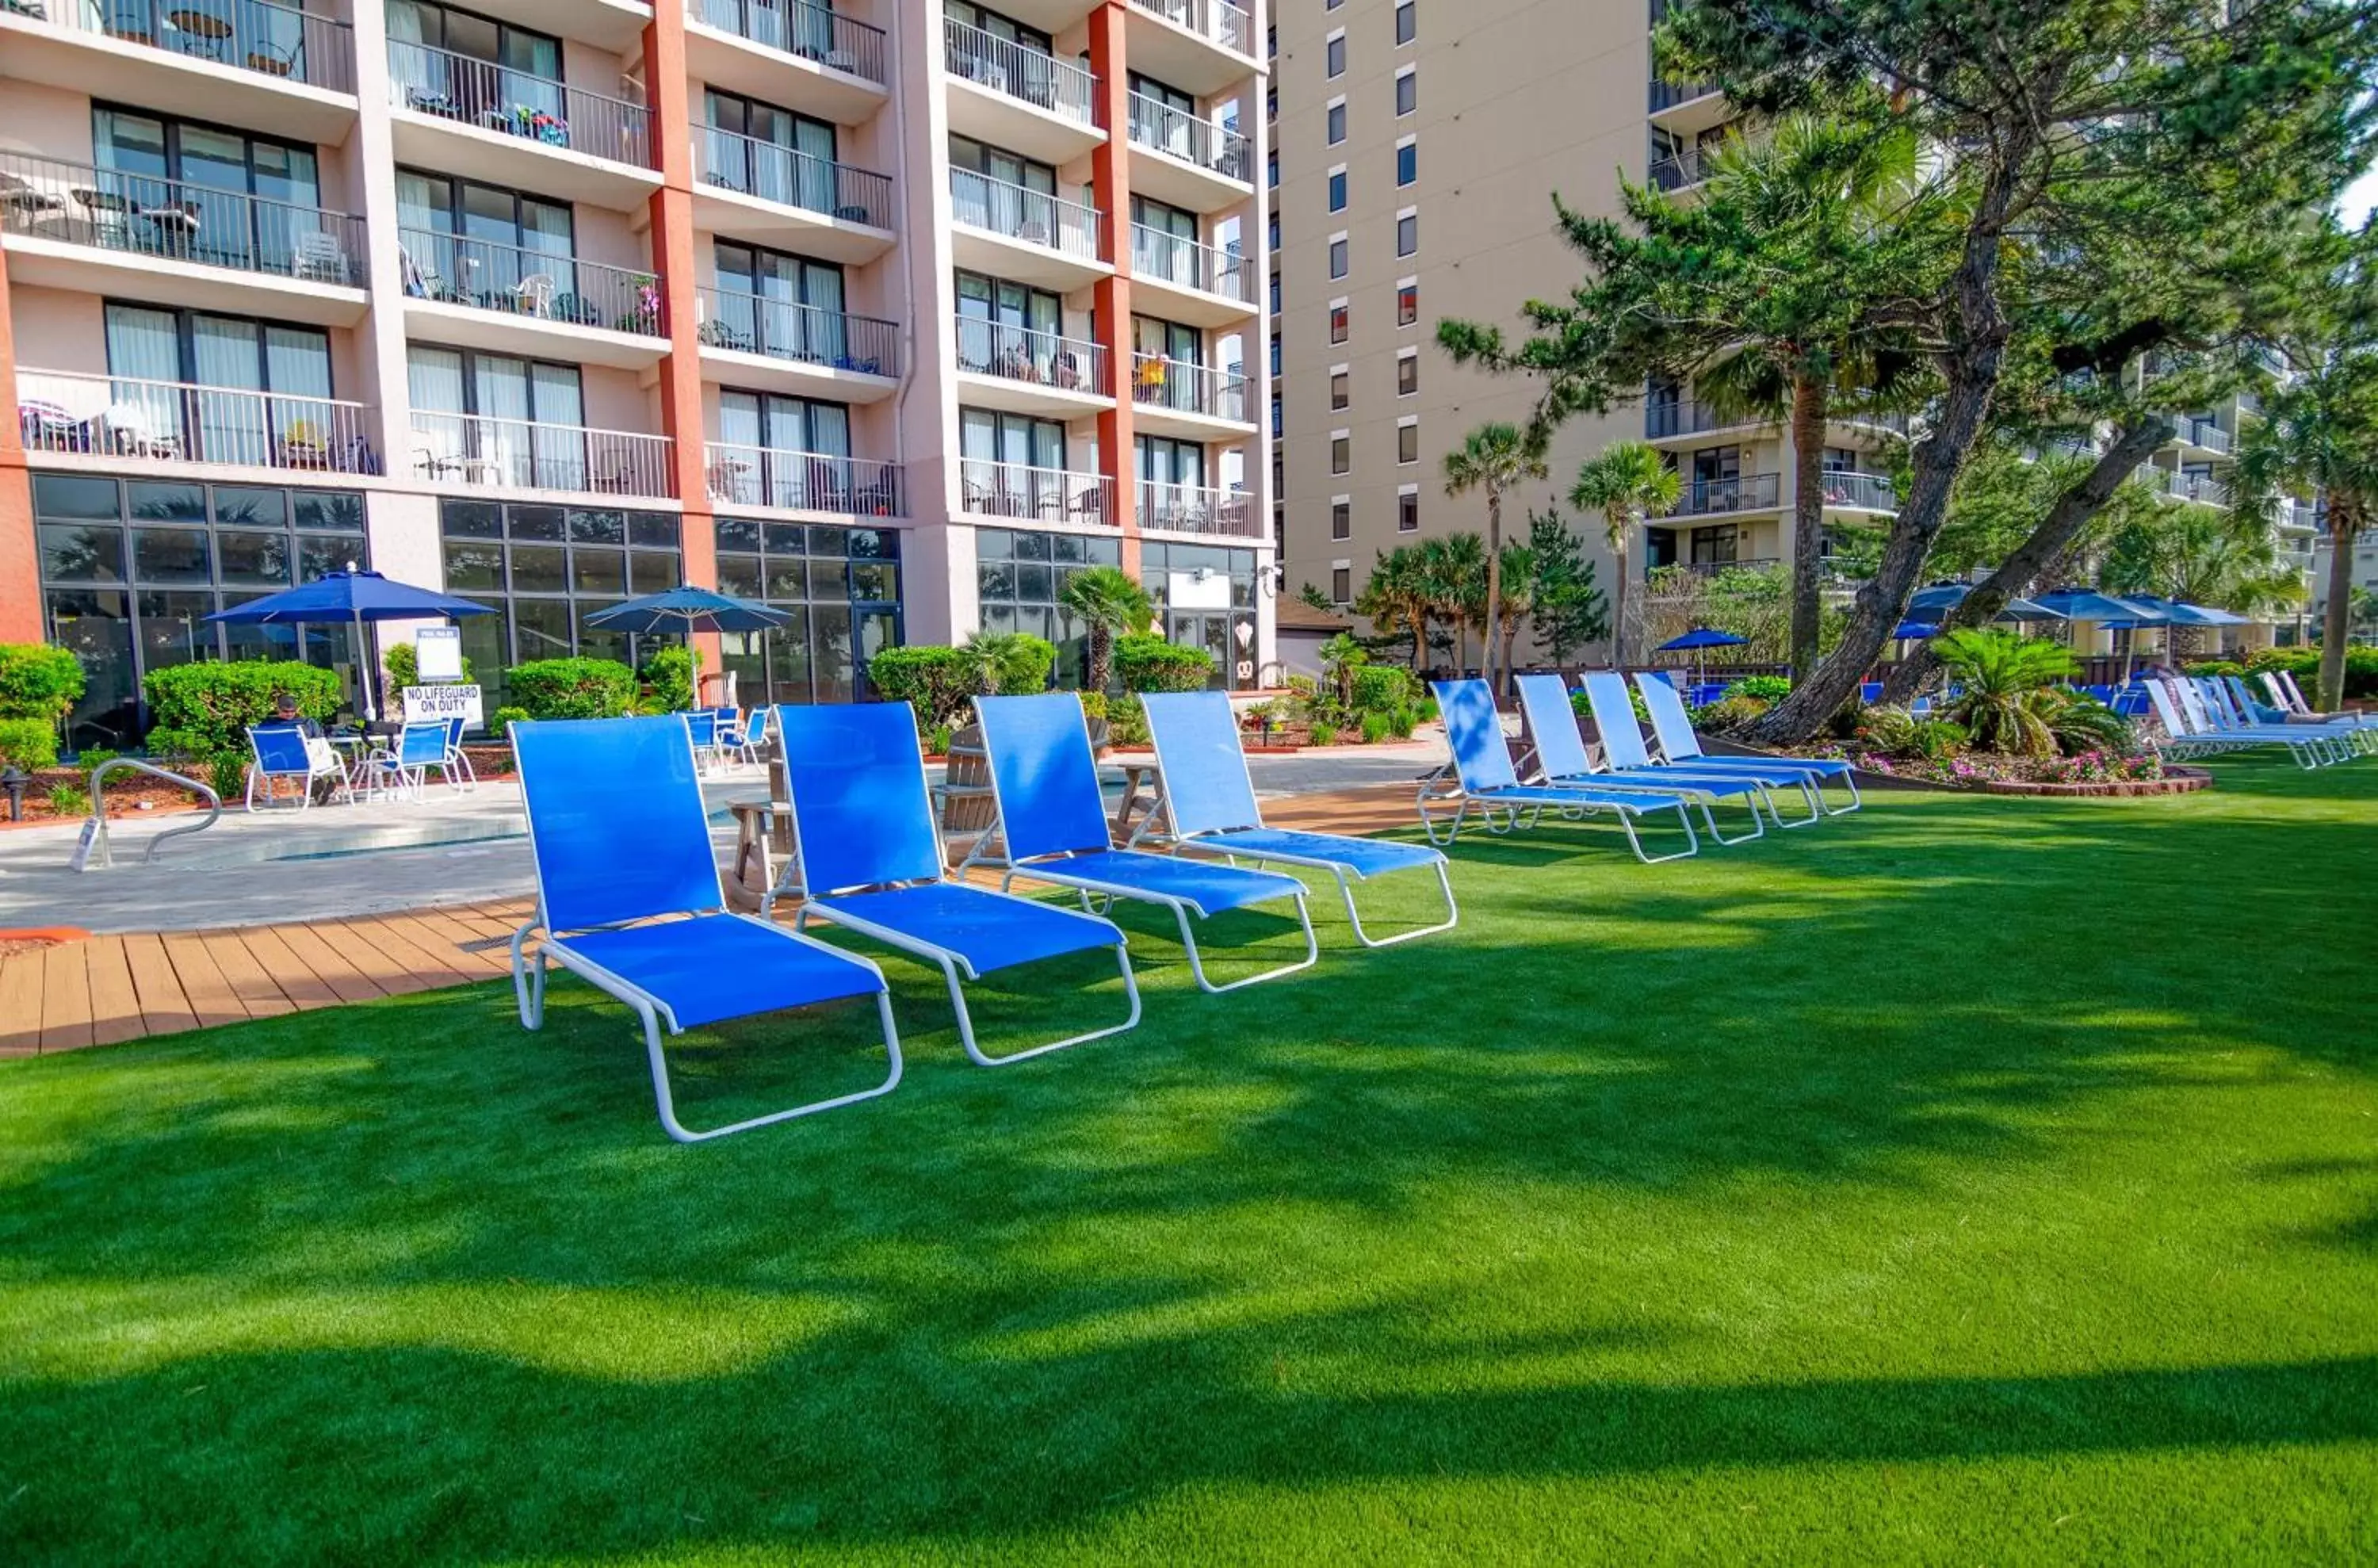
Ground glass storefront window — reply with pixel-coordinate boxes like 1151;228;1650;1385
973;527;1125;687
709;519;902;706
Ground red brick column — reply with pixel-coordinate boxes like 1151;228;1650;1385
0;248;40;642
1087;2;1139;579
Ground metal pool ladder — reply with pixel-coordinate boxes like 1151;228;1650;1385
72;759;223;870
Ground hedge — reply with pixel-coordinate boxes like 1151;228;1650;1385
868;646;977;727
0;717;59;772
1348;664;1414;714
0;643;86;721
2188;646;2378;700
992;634;1057;696
1114;634;1214;693
640;645;700;713
143;661;341;759
504;658;637;719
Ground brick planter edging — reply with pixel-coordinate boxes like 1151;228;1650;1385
1975;768;2212;797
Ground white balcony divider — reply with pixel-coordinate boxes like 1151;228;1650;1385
1130;356;1247;420
411;411;672;499
1130;224;1246;298
703;443;904;515
1818;471;1897;511
698;286;898;375
943;17;1099;127
1126;94;1249;180
1128;0;1254;57
388;39;654;169
954;316;1109;395
17;369;379;476
1137;481;1258;537
958;459;1115;527
950;168;1103;260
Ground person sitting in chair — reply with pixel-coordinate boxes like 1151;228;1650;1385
266;690;322;738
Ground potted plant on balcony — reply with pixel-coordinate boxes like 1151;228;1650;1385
617;274;661;335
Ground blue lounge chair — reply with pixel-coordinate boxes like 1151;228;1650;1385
1632;672;1862;814
510;715;901;1142
1524;673;1780;838
1138;689;1457;947
1421;678;1704;862
365;721;468;801
442;714;478;790
968;693;1318;992
244;722;348;812
768;701;1141;1065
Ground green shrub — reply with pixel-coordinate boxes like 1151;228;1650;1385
1078;690;1109;722
208;751;251;801
867;645;979;728
2182;659;2247;681
2243;644;2378;700
1359;710;1394;744
490;706;530;739
504;658;637;720
1349;664;1414;714
1696;694;1769;732
143;661;341;757
992;633;1057;695
383;641;474;692
46;782;90;818
639;644;700;713
1105;692;1149;746
1858;706;1968;760
1723;674;1793;703
1386;705;1419;740
0;717;60;772
0;643;86;721
1114;634;1215;694
926;724;954;756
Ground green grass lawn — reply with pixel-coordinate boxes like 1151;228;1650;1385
3;755;2375;1564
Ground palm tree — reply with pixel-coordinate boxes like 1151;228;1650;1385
959;629;1030;696
1934;628;2078;757
1490;541;1538;680
1057;565;1153;694
1354;545;1436;669
1443;423;1548;695
1568;441;1681;667
1417;531;1488;671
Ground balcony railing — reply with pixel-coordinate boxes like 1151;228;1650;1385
955;316;1109;396
1649;77;1718;113
2172;471;2229;507
958;459;1115;527
411;411;673;499
17;369;378;475
692;0;889;86
1128;0;1254;57
1672;472;1781;518
703;443;903;515
944;17;1099;127
700;126;893;228
400;228;663;335
1646;556;1784;582
1137;481;1258;537
1818;471;1898;511
1131;356;1247;421
1132;225;1247;299
2180;416;2233;454
1126;94;1251;181
388;40;653;170
0;151;366;285
950;168;1103;260
30;0;356;92
699;286;897;376
1649;146;1707;191
1644;400;1756;439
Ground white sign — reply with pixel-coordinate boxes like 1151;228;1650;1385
1168;570;1232;610
69;818;101;874
415;625;465;682
402;683;484;729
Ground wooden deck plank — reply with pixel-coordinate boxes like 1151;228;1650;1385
0;950;46;1056
159;934;250;1029
82;939;149;1048
120;933;201;1037
199;931;296;1019
268;923;386;1005
392;910;510;978
345;916;475;992
38;941;94;1054
231;927;340;1010
304;920;419;999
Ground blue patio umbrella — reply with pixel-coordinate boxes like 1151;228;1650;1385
2030;587;2155;623
1891;619;1940;641
1655;626;1748;684
1907;583;2061;621
206;568;493;719
582;585;792;635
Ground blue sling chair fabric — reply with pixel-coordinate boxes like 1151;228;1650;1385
1138;689;1457;947
769;700;1141;1065
510;714;902;1142
970;693;1319;992
1631;671;1863;816
1522;674;1778;840
1421;679;1704;862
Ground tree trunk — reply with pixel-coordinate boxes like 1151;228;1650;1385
1088;629;1110;694
1880;417;2173;706
1787;375;1828;679
1484;491;1505;698
1410;613;1427;672
1608;527;1630;670
2319;503;2362;710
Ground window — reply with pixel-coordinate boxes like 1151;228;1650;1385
91;108;326;277
713;390;864;510
1325;31;1345;77
102;303;335;468
1397;419;1419;464
1328;236;1348;278
1267;82;1277;120
1330;370;1349;410
705;89;846;216
1270;392;1282;434
1396;141;1416;186
1329;302;1349;343
1326;101;1346;144
1396;0;1416;44
709;514;902;705
438;500;692;705
396;169;576;304
1395;68;1416;117
1328;169;1347;211
1267;22;1275;57
1326;0;1344;10
1269;271;1282;313
1332;565;1351;602
1130;313;1206;414
1397;212;1417;256
407;343;595;490
1397;281;1418;327
1398;491;1420;532
1271;334;1282;376
1398;351;1419;395
1332;434;1351;474
1268;210;1279;250
713;242;851;361
1267;150;1279;187
1332;500;1351;538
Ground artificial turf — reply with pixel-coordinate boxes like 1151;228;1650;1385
2;753;2374;1564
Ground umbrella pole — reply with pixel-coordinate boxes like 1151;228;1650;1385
357;610;377;721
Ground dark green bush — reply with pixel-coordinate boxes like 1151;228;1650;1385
0;643;85;721
143;661;341;758
208;751;251;801
1114;634;1214;694
0;717;59;771
639;644;700;712
490;706;530;738
1349;664;1414;714
993;634;1057;695
867;645;978;728
2242;644;2378;700
1723;674;1793;702
1105;692;1150;746
504;658;637;720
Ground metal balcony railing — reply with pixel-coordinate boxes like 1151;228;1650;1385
703;443;903;515
958;459;1115;527
400;228;663;335
17;368;378;475
1648;77;1718;113
1818;471;1898;511
1130;356;1248;421
699;286;897;376
411;411;673;499
1646;556;1784;581
1132;224;1247;299
1671;472;1780;517
388;40;654;170
700;126;893;228
1128;0;1254;57
0;151;367;285
2180;417;2233;454
1644;400;1757;439
944;17;1098;127
1137;481;1258;537
954;316;1109;396
1126;94;1251;181
950;168;1103;260
31;0;356;92
692;0;889;86
1649;146;1707;191
2171;471;2229;507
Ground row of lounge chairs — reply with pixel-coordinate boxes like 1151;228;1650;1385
2142;671;2376;768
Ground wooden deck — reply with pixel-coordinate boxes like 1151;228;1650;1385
0;785;1424;1058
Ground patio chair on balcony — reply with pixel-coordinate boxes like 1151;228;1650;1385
292;230;350;284
514;273;556;317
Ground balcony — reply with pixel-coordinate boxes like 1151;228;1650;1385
0;0;357;140
703;444;903;517
1671;472;1780;518
387;40;659;208
1649;77;1718;114
1130;225;1253;327
1126;93;1252;212
958;459;1115;529
1;152;367;327
694;128;894;262
17;369;379;479
2132;464;2230;509
1125;0;1256;96
1819;471;1898;512
696;286;898;400
954;317;1111;415
686;0;888;121
2177;416;2233;455
949;169;1107;291
397;228;667;369
1644;400;1759;441
943;19;1103;164
1137;480;1258;538
1130;356;1251;436
411;412;673;500
1649;145;1708;192
1646;556;1784;582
